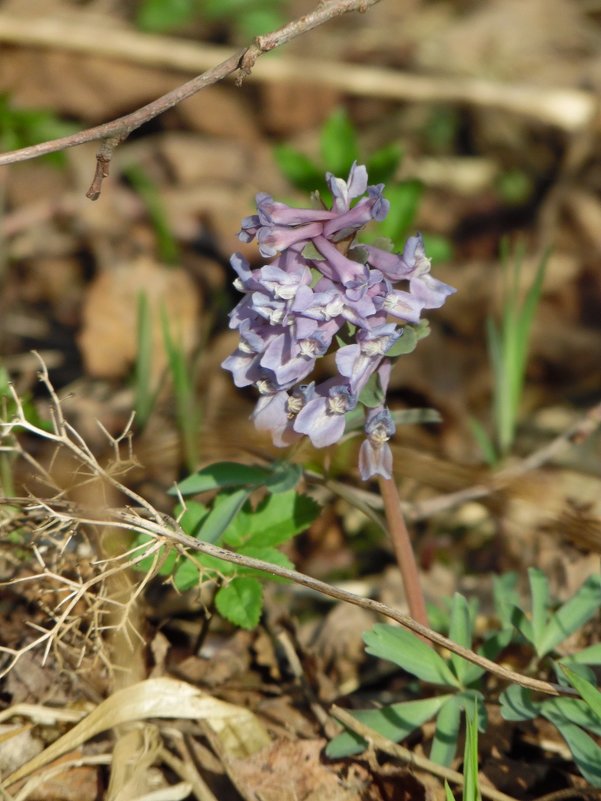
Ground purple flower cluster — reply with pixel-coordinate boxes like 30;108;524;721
222;164;455;480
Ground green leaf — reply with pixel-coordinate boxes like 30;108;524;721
389;408;442;426
385;321;430;358
172;462;272;495
421;233;454;264
463;700;483;801
560;666;601;722
131;534;178;576
528;567;550;655
237;545;294;575
357;371;386;408
542;697;601;737
430;695;462;767
237;7;284;38
467;417;498;466
215;577;263;629
161;306;198;471
543;713;601;787
273;145;324;193
222;491;320;548
448;593;474;686
559;643;601;666
198;489;250;544
476;628;513;679
129;168;180;266
177;500;210;538
538;574;601;657
173;558;200;592
376;181;423;245
366;143;402;184
384;326;418;357
194;551;237;577
499;685;539;722
136;0;198;31
444;782;457;801
493;572;520;629
320;109;358;177
134;293;156;429
364;625;459;688
262;462;303;493
510;605;534;646
327;695;450;758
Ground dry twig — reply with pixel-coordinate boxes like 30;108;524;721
0;0;381;198
0;357;583;695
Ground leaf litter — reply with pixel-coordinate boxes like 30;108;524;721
0;0;600;799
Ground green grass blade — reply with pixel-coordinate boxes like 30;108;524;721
134;292;156;429
528;568;549;656
463;700;482;801
161;307;200;470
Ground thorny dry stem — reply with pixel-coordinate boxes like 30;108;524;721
0;356;581;698
0;0;381;199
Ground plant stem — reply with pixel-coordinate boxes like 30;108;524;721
378;476;429;627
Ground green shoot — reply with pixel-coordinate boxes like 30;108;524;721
133;292;157;430
124;165;180;265
486;240;549;459
161;307;200;472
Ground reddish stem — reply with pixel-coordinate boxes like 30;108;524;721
378;475;429;628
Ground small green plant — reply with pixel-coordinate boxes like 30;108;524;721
134;293;156;430
470;241;549;463
136;0;285;38
125;166;180;265
328;569;601;786
326;593;491;765
134;461;320;628
445;701;482;801
274;108;452;262
133;297;201;470
0;95;78;166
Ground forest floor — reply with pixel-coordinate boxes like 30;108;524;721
0;0;600;799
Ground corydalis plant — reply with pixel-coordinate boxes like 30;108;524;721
222;164;455;479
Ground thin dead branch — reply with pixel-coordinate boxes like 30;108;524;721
0;10;595;139
0;0;381;198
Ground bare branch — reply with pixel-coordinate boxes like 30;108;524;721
0;0;382;198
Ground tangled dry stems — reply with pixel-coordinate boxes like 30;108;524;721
0;356;576;696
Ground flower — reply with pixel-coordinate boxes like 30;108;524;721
358;407;396;480
222;163;456;480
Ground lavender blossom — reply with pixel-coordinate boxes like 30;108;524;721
359;407;396;480
222;163;456;480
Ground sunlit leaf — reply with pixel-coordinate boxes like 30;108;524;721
430;695;462;766
215;577;263;629
327;695;450;758
538;574;601;657
364;625;459;687
171;462;272;495
499;685;539;722
543;712;601;787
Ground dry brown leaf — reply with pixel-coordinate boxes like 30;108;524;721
78;257;200;380
5;678;270;787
